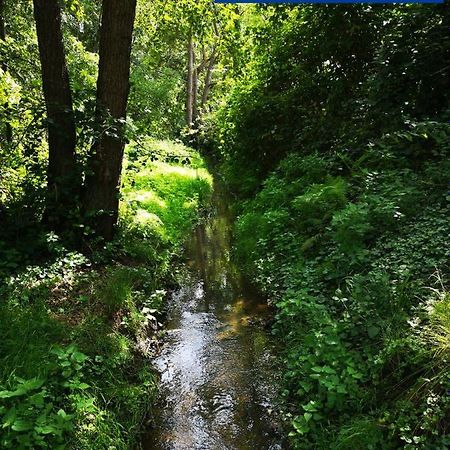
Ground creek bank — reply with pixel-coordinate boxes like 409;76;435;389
0;139;213;450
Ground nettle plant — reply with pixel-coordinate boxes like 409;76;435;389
0;345;91;449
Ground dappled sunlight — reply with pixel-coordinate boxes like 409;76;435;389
133;209;164;229
128;190;167;210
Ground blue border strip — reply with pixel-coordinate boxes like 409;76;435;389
215;0;444;3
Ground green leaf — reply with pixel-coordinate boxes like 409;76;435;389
2;407;17;428
29;392;45;408
367;325;380;338
293;417;310;435
71;351;88;363
302;401;319;413
299;381;312;393
12;419;33;432
0;378;45;398
0;390;14;399
62;369;73;378
35;425;57;435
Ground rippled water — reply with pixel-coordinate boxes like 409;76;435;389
143;186;284;450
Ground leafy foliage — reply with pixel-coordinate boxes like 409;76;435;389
1;1;449;448
0;140;212;448
212;4;450;448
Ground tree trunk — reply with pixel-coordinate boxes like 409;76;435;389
193;57;198;126
186;35;196;129
201;48;216;110
83;0;137;242
0;0;12;143
33;0;78;230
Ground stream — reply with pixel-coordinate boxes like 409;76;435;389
143;184;285;450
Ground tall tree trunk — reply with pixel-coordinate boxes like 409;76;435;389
83;0;137;241
201;48;216;110
33;0;78;230
185;35;197;129
192;58;198;126
0;0;12;143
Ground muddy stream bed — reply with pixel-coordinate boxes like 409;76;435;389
143;184;285;450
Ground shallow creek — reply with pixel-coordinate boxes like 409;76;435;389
143;184;285;450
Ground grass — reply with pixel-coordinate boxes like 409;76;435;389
0;139;213;449
426;290;450;360
332;418;386;450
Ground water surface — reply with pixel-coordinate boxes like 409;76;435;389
144;185;284;450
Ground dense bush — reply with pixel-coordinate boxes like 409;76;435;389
212;4;450;448
233;149;448;448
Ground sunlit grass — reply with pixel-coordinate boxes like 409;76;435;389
425;288;450;361
121;143;213;249
130;190;167;210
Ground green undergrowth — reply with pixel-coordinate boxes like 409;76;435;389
0;139;213;449
233;147;449;449
211;6;450;447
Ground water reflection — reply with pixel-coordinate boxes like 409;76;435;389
143;186;284;450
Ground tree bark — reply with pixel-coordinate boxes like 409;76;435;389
0;0;12;143
186;35;195;129
33;0;78;230
201;47;216;110
192;55;198;125
83;0;137;241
